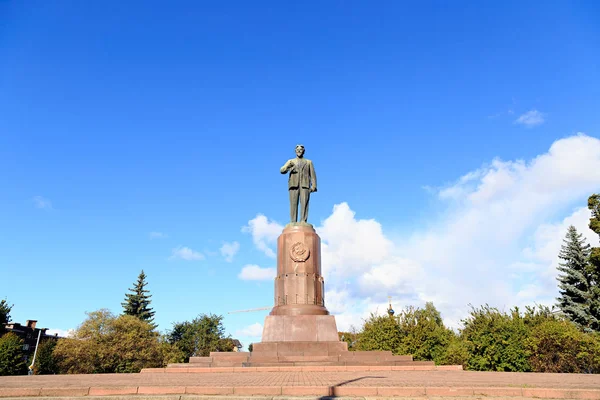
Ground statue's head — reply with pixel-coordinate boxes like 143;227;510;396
295;144;305;158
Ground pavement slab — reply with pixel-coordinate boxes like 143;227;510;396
1;370;599;399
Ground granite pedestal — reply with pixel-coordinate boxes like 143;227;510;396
166;224;435;368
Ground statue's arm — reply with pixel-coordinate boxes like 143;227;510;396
280;159;293;174
310;161;317;191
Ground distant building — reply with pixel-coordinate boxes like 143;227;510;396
3;320;60;361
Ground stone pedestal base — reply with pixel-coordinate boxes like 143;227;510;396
261;315;339;342
252;340;348;356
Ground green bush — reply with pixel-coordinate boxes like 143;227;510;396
356;313;402;352
460;305;531;372
53;309;166;374
527;320;600;373
33;339;58;375
396;302;454;364
439;336;469;367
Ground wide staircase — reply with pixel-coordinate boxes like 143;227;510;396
165;341;435;369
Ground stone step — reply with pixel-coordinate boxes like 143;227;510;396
278;355;339;362
189;357;213;363
246;356;280;363
168;350;428;369
287;361;340;366
399;360;435;366
211;361;245;367
209;351;251;358
252;341;348;354
167;359;436;369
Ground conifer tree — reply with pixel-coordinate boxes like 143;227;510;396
556;225;595;330
121;270;156;328
587;194;600;331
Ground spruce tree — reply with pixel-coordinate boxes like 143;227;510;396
121;270;156;328
587;194;600;331
556;225;595;330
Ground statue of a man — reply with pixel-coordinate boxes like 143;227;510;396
280;145;317;224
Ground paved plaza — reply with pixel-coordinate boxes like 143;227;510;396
1;369;600;399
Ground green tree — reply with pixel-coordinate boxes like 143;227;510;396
0;332;27;376
556;225;595;330
397;302;454;364
588;194;600;331
589;194;600;234
53;309;166;374
460;305;531;372
356;312;402;353
121;270;156;328
0;299;13;335
33;339;58;375
167;314;232;361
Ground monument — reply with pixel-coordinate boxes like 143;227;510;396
163;145;434;368
280;144;317;224
255;145;342;351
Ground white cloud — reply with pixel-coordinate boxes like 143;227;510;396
220;241;240;262
238;264;276;281
33;196;52;209
235;322;263;338
149;231;167;239
170;246;205;261
242;214;283;258
515;110;545;127
244;134;600;331
45;328;74;338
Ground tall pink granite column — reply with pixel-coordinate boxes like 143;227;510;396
261;224;340;342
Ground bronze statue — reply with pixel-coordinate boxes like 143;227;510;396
280;145;317;224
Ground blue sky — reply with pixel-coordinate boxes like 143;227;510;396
1;1;600;347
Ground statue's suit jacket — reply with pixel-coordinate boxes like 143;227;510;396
284;158;317;190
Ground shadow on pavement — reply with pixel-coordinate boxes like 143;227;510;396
319;375;385;399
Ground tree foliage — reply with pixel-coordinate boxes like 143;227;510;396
526;319;600;373
0;299;13;335
459;305;531;372
396;302;455;364
356;313;402;353
589;194;600;235
356;303;455;363
167;313;233;361
121;270;156;328
33;339;58;375
588;194;600;331
0;332;27;376
556;225;595;330
53;309;172;373
439;336;469;367
349;297;600;373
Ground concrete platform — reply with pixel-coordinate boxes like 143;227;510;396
1;369;600;399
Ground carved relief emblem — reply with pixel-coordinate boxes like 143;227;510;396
290;241;310;262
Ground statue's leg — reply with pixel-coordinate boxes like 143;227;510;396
300;188;310;223
289;188;299;223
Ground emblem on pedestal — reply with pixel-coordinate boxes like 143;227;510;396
290;241;310;262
